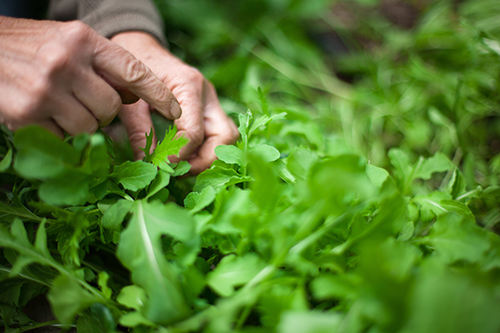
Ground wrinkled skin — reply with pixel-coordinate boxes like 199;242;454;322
111;32;239;175
0;17;181;137
0;16;237;174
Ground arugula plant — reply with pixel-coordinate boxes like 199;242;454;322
1;0;500;332
0;102;499;333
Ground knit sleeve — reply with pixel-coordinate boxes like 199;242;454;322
47;0;167;46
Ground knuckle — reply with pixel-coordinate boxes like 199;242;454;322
108;93;122;115
10;102;36;124
123;58;148;84
28;75;50;100
185;67;205;86
37;44;71;74
19;78;50;117
63;21;91;43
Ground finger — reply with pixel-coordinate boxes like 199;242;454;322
72;71;122;127
52;96;99;135
187;126;237;175
187;102;239;175
186;137;217;175
93;42;182;120
35;119;65;139
169;85;207;163
119;99;156;160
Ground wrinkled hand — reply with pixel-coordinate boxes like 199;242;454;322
0;17;181;137
111;32;239;175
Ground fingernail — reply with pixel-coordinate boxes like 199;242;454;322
170;99;182;119
89;121;99;134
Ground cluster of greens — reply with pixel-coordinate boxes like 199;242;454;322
1;0;500;332
0;106;499;332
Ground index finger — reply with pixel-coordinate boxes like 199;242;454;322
92;40;181;120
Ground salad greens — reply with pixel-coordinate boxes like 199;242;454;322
2;0;500;332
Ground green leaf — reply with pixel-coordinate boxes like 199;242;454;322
158;161;175;173
38;170;92;206
0;220;59;276
274;159;296;184
277;311;342;333
248;112;286;137
111;161;158;191
249;144;280;162
140;128;154;161
238;111;252;146
307;155;376;216
398;221;415;241
172;161;192;177
34;220;51;259
280;122;324;150
87;134;111;179
209;187;252;235
287;147;320;180
194;165;251;192
310;275;360;301
184;186;216;214
147;188;170;203
97;272;112;299
388;148;413;188
215;145;244;166
403;259;500;333
413;191;453;222
72;132;89;151
248;150;283;211
207;253;267;297
366;164;390;187
119;312;155;328
117;285;147;311
447;168;467;199
151;126;189;165
117;200;196;324
13;126;80;179
258;87;269;115
146;169;171;199
440;200;475;221
48;274;103;325
414;153;454;180
0;201;43;222
77;304;117;333
0;148;12;172
102;199;134;231
427;213;491;264
335;193;407;254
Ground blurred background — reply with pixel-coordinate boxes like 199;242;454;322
154;0;500;230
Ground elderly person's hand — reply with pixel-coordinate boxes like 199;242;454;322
0;16;180;137
111;32;239;175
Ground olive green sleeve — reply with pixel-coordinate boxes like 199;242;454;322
47;0;167;46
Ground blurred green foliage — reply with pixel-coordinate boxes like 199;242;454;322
156;0;500;228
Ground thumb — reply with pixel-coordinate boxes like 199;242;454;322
119;100;156;160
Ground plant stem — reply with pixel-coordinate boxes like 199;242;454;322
13;320;77;333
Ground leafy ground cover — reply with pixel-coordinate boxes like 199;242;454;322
1;0;500;332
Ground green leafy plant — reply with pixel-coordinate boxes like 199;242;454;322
1;0;500;332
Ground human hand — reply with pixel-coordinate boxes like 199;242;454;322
111;32;239;175
0;17;181;137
